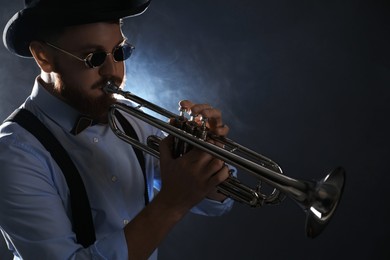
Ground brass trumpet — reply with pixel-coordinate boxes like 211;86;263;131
103;81;345;238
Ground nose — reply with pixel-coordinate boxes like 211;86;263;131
98;53;120;77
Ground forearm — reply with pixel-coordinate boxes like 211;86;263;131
124;110;235;258
124;193;190;260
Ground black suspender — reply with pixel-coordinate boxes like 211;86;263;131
114;110;149;205
6;109;96;247
5;108;149;247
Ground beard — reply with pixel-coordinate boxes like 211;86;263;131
54;75;120;121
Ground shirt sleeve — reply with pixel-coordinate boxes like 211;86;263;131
190;197;235;216
190;165;237;216
0;126;128;259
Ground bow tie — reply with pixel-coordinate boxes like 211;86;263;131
70;115;100;135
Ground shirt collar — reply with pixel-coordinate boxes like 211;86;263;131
30;77;81;133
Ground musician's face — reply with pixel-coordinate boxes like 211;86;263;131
48;22;126;120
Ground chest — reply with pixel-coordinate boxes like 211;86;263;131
54;124;147;229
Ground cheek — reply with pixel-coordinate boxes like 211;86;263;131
53;58;90;85
60;67;99;90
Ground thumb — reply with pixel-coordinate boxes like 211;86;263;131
159;135;174;161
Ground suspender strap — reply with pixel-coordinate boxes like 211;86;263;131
5;109;96;247
114;110;149;205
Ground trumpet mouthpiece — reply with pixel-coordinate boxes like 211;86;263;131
103;81;120;94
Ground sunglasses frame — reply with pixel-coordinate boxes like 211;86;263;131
45;39;134;68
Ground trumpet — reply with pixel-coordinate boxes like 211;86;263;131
103;81;345;238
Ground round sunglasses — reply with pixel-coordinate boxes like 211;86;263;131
45;40;135;68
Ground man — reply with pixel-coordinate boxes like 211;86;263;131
0;0;234;259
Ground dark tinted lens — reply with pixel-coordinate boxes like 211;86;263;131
113;43;133;62
87;52;107;68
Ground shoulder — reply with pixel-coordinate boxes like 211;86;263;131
0;117;48;157
0;118;61;186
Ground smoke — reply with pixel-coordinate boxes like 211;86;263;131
1;1;389;260
0;1;39;121
120;1;271;135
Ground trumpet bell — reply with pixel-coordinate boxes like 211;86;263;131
305;167;345;238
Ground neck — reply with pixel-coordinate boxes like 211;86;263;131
38;73;63;99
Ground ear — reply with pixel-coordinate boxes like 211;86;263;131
29;41;55;73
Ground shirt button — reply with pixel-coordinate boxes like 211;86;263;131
93;137;99;143
111;175;117;182
123;219;130;225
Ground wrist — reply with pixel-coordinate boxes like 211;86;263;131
151;192;191;222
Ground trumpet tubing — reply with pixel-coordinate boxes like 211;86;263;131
103;81;345;238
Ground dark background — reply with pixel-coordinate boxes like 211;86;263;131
1;0;389;259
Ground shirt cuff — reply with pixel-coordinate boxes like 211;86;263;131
191;197;234;216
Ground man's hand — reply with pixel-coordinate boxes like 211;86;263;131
179;100;229;137
158;100;230;206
